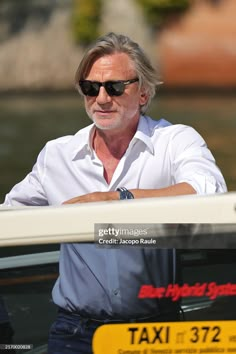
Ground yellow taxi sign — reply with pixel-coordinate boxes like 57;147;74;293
92;320;236;354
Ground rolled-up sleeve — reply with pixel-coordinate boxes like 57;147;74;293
170;125;227;194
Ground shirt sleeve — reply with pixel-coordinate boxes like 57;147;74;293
2;145;49;206
170;125;227;194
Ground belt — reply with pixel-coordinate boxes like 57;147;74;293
58;308;180;324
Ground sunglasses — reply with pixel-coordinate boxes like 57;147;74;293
79;78;139;97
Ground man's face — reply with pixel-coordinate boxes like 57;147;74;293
83;53;148;131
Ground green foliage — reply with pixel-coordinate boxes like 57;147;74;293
71;0;102;46
136;0;191;29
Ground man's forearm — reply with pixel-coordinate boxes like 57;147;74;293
63;183;196;204
130;182;196;198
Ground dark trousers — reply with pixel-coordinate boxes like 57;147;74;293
48;309;180;354
48;311;98;354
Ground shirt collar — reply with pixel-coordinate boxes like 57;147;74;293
70;124;95;160
69;115;160;160
132;115;155;154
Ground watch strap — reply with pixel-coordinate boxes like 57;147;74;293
117;187;134;200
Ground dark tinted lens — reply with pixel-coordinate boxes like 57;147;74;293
79;80;129;97
79;81;100;96
105;81;125;96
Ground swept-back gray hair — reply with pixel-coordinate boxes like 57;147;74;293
75;32;162;114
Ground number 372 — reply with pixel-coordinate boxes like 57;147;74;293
190;326;221;343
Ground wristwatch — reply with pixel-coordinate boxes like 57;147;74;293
117;187;134;200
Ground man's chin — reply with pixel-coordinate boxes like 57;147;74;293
93;119;120;131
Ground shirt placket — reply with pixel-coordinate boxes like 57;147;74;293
105;249;122;311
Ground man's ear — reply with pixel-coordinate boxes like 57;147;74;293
139;89;148;106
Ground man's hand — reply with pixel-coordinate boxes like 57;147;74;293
62;191;119;204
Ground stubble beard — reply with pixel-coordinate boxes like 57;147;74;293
86;111;123;131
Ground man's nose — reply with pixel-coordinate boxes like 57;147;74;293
96;86;112;104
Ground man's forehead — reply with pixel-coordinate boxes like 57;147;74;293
88;53;136;76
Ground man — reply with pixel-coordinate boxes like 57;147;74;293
2;33;227;353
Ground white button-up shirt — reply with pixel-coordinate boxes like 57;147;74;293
3;115;227;206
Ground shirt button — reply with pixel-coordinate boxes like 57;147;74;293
113;288;119;296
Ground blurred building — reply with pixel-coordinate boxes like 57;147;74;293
158;0;236;89
0;0;235;91
0;0;81;91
